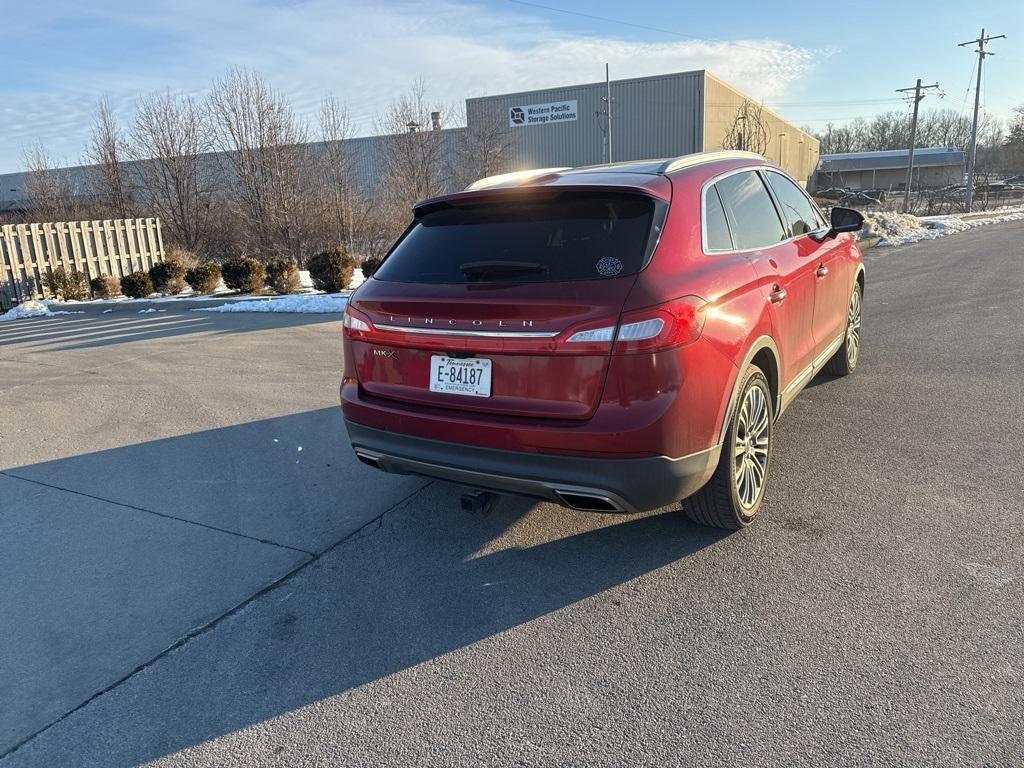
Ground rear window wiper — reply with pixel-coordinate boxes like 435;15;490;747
459;260;547;278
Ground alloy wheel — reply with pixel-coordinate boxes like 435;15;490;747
846;289;862;367
733;384;770;509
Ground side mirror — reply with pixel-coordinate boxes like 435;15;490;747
829;206;864;236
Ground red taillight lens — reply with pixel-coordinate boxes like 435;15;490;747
342;305;375;339
557;296;706;355
613;296;706;354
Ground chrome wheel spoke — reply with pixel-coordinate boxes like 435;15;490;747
751;409;769;438
846;291;862;366
733;383;771;510
748;456;765;485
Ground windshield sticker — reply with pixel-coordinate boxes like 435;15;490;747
596;257;623;277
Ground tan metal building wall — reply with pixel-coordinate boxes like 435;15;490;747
701;72;820;186
466;71;705;172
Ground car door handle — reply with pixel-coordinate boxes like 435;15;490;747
816;265;829;279
769;286;787;304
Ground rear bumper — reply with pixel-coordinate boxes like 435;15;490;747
344;420;720;513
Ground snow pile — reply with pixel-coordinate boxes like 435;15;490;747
865;206;1024;247
195;293;350;314
0;300;84;322
862;212;929;246
921;216;972;236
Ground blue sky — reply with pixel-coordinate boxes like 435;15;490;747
1;0;1021;173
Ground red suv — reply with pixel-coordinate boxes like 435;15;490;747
341;151;864;529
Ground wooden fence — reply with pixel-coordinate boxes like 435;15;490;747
0;218;164;309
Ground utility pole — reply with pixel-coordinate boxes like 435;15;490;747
896;79;939;213
959;28;1005;212
603;63;613;165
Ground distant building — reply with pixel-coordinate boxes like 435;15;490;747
813;147;965;192
468;70;819;185
0;69;819;214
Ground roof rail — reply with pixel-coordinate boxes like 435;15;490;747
658;150;766;175
466;167;569;191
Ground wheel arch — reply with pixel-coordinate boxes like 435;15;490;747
719;335;781;444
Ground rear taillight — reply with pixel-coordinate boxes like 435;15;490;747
343;305;375;339
561;296;706;354
615;296;706;353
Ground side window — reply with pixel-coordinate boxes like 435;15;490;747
715;171;787;250
704;185;733;251
765;171;826;238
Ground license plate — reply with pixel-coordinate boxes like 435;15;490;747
429;356;491;397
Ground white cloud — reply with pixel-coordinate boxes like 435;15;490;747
0;0;818;173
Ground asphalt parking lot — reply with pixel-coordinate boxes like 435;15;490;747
2;221;1022;767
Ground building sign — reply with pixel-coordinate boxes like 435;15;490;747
508;100;578;127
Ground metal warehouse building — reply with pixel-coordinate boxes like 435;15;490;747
0;69;819;213
814;147;965;192
467;70;819;186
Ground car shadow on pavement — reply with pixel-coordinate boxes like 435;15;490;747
0;309;336;353
1;408;729;765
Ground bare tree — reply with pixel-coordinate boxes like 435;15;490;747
22;143;79;222
451;111;513;189
815;109;993;155
84;97;133;218
129;91;214;253
1006;105;1024;172
817;122;855;155
371;80;454;248
207;67;313;260
722;100;769;155
314;94;355;252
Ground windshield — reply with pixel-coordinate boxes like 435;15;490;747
373;191;664;284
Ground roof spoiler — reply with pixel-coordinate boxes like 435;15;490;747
465;167;569;191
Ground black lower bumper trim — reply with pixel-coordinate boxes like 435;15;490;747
344;420;720;513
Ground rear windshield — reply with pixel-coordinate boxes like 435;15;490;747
373;191;664;284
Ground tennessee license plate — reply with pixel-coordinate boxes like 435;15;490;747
429;356;492;397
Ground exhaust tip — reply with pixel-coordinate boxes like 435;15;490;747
354;451;381;469
554;490;623;513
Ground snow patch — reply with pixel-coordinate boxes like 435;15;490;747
0;301;84;322
865;206;1024;247
194;293;350;314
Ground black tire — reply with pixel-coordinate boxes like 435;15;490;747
824;282;862;377
685;366;773;529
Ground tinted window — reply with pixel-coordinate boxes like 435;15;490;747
765;171;826;237
704;186;733;251
374;192;661;284
715;171;787;250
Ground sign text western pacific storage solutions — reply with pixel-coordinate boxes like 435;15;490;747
508;100;578;127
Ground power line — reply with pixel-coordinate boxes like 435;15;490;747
501;0;804;56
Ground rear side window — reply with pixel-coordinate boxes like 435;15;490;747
704;186;733;251
715;171;787;250
765;171;826;237
373;192;663;284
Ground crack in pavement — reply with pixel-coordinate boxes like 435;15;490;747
0;471;316;555
0;479;432;761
